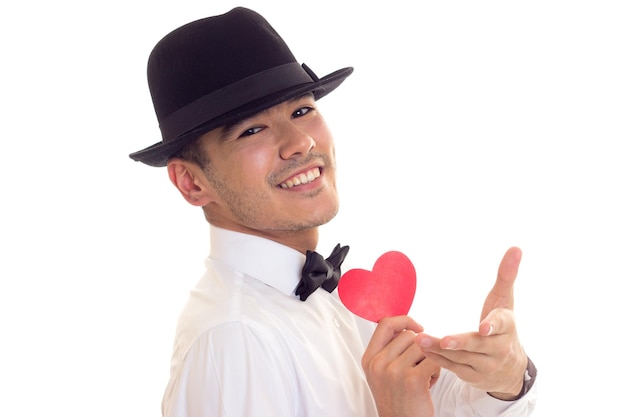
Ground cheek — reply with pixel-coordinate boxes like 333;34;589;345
228;148;275;187
311;120;334;148
244;150;274;178
315;126;337;169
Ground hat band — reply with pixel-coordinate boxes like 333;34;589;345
159;62;314;140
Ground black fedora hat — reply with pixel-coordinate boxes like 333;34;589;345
129;7;353;167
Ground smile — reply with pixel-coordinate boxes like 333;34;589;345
279;167;321;189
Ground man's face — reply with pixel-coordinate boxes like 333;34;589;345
198;94;340;239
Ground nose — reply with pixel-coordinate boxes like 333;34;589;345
277;120;315;160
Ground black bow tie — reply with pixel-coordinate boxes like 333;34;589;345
296;244;350;301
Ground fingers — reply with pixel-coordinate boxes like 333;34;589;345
362;319;441;417
369;330;425;370
365;354;440;417
495;247;522;297
404;247;527;397
363;316;424;364
480;246;522;321
362;316;431;386
416;308;516;355
419;330;527;395
415;305;525;394
479;307;516;336
417;331;492;386
415;357;441;389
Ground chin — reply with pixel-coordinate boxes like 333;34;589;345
312;203;339;227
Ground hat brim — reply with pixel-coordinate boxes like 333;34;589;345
129;66;353;167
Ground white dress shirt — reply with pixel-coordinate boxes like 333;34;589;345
161;226;537;417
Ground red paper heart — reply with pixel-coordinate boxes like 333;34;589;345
338;251;416;322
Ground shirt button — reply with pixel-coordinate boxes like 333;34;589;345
333;317;340;328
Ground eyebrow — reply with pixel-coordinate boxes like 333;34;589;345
219;93;315;139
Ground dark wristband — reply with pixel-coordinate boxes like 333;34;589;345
489;356;537;401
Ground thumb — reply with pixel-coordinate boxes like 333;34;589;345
480;247;522;322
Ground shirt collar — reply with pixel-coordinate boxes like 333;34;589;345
209;225;306;296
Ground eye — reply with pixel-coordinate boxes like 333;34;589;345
292;106;314;118
238;126;264;138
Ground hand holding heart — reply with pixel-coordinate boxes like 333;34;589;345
357;247;530;415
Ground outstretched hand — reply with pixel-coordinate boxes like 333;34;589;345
414;247;528;399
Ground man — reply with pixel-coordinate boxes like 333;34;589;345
130;7;537;417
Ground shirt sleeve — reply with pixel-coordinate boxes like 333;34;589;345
431;369;538;417
163;322;298;417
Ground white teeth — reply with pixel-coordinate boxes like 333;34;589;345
280;167;320;189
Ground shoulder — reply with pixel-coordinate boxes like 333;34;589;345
163;322;299;417
192;320;294;361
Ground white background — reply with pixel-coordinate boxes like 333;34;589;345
1;1;624;416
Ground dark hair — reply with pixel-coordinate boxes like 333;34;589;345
170;136;210;168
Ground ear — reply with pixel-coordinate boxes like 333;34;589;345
167;159;213;207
